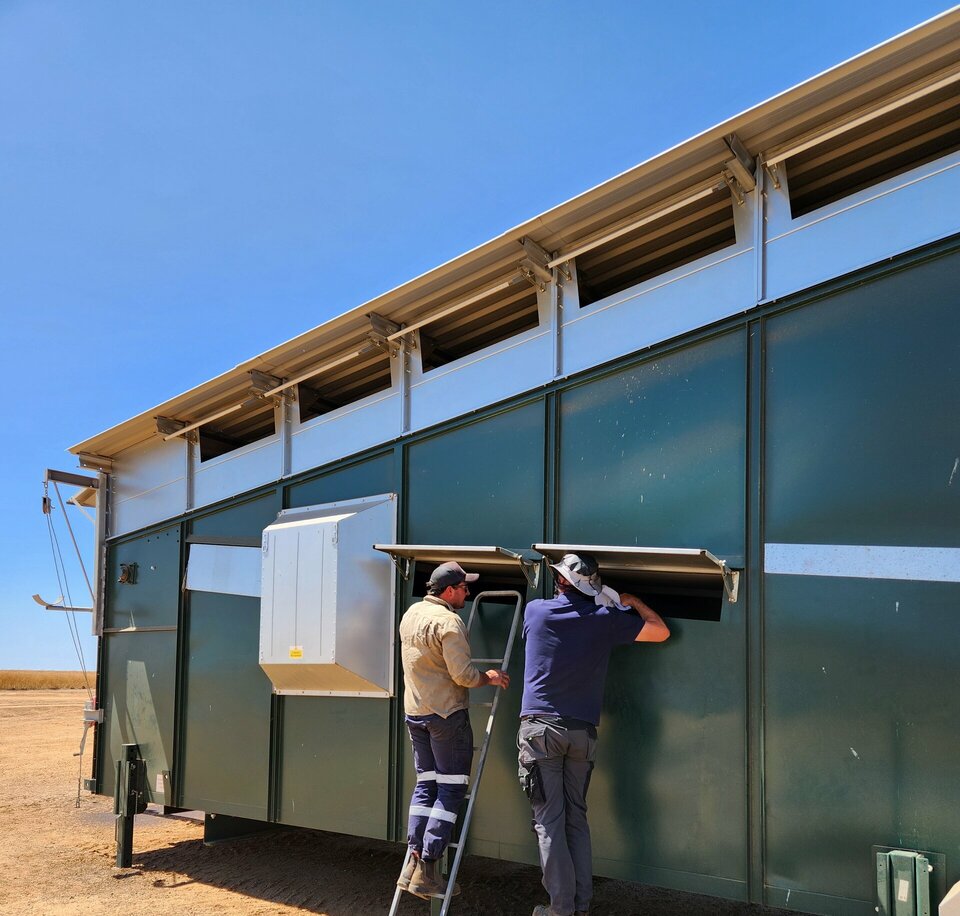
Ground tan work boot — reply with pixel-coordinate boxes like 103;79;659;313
408;857;461;898
397;851;426;898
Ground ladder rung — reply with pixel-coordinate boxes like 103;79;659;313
470;701;493;707
471;658;503;664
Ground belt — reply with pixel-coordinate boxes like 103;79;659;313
521;714;598;737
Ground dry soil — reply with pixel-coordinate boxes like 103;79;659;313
0;689;786;916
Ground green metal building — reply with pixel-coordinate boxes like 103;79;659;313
62;10;960;915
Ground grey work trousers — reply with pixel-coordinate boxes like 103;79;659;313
518;717;597;916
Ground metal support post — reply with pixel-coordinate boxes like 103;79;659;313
114;743;147;867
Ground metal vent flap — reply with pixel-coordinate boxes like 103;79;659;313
532;544;740;603
373;544;539;587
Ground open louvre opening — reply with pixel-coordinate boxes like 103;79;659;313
298;349;393;424
576;191;736;308
199;400;276;462
419;282;539;372
787;81;960;217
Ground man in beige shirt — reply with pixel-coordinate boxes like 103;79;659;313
396;561;510;900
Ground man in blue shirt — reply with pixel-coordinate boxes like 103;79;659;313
519;552;670;916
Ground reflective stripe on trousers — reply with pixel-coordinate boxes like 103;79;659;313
405;709;474;860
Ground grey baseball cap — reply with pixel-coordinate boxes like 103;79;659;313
427;561;479;591
551;552;603;597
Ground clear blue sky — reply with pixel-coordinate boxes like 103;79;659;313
2;1;953;671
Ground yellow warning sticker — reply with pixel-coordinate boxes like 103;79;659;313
289;646;303;659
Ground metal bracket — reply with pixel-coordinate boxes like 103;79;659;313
83;701;104;725
722;170;746;206
519;237;553;291
763;159;781;190
720;564;740;603
249;370;290;401
388;554;412;581
519;559;540;590
723;134;756;191
367;312;403;355
31;594;93;613
77;453;114;473
156;416;186;436
45;468;99;489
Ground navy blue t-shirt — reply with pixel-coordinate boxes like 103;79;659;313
520;590;644;725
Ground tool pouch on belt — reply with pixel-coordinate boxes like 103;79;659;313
517;721;547;804
518;759;544;803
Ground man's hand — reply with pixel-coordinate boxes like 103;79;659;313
484;669;511;688
619;593;670;643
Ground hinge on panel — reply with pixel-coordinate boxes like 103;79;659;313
519;559;540;590
518;237;553;291
387;554;412;581
720;564;740;603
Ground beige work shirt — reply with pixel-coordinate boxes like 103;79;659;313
400;595;483;717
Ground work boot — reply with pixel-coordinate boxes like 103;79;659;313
408;857;460;898
397;851;426;898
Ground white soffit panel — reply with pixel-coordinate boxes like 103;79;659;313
186;544;262;597
765;543;960;583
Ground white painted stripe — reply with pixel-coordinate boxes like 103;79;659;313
416;771;437;783
765;544;960;583
435;773;469;785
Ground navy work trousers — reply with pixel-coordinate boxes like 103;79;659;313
405;708;474;861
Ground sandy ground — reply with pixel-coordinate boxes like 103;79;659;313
0;690;788;916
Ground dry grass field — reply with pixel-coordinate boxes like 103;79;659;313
0;688;788;916
0;669;90;689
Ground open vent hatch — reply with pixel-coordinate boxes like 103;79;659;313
534;544;740;622
417;282;540;371
199;399;276;462
772;64;960;217
575;189;737;308
297;348;393;423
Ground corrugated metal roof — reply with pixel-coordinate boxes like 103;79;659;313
71;8;960;458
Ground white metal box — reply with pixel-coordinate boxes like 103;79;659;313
259;493;397;697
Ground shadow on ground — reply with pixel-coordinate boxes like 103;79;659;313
124;824;791;916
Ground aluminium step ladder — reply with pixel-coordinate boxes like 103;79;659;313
388;589;524;916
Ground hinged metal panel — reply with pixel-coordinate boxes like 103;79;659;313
373;544;539;587
533;543;740;603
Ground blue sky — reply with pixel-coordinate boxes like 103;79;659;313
1;0;953;670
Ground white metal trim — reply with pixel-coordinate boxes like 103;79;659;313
764;543;960;582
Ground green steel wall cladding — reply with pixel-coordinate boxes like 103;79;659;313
96;242;960;915
763;253;960;912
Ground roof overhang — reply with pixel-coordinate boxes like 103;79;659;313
70;8;960;459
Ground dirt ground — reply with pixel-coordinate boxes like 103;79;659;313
0;690;787;916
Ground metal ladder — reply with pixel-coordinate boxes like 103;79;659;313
388;589;524;916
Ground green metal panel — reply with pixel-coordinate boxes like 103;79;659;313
407;402;545;548
179;491;280;818
557;332;749;888
99;524;181;798
278;696;392;838
403;403;546;854
180;591;273;818
286;452;395;509
105;526;180;629
764;251;960;910
99;631;177;803
278;455;398;837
